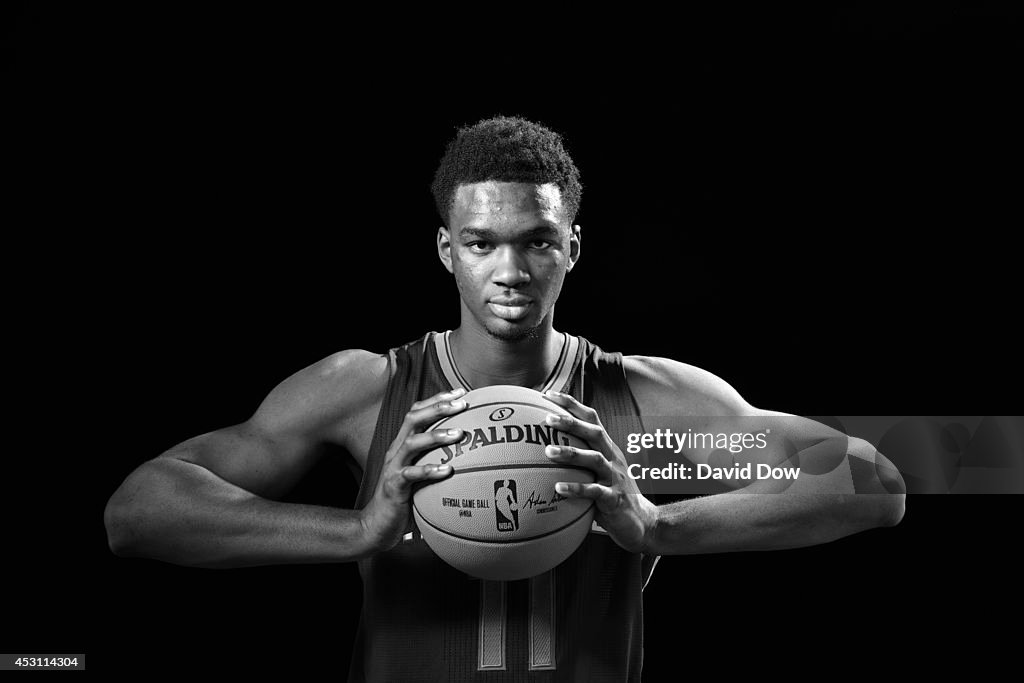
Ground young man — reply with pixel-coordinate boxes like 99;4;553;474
105;116;906;681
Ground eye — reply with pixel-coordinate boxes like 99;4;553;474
467;241;493;253
529;240;553;250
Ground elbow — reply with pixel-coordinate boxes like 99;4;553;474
104;490;139;557
104;461;171;558
104;499;128;556
877;456;907;528
852;441;906;528
883;492;906;528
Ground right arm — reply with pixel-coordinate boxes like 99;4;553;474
104;349;466;568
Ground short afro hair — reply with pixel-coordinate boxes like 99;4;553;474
431;116;582;227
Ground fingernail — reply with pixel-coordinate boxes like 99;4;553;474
546;414;563;424
545;446;561;457
450;399;466;409
436;464;451;473
449;387;466;396
555;483;569;494
447;428;462;437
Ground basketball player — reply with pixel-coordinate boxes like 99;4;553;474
105;117;906;681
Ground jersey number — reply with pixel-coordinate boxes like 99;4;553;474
478;571;556;671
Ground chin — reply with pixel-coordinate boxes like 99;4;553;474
485;319;543;342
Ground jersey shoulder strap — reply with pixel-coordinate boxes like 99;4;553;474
568;337;663;587
354;332;451;510
568;336;646;446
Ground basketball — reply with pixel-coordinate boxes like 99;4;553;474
412;385;596;580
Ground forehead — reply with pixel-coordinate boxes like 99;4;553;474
452;182;565;225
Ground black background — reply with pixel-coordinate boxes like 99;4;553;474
5;3;1022;676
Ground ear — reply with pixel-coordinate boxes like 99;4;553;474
566;224;582;272
437;226;454;274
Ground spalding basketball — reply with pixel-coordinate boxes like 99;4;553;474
412;384;596;581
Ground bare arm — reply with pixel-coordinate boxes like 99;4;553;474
624;356;906;555
104;349;389;568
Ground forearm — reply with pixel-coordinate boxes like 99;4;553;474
643;432;907;555
644;490;898;555
105;458;376;568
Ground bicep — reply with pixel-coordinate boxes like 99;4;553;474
159;348;387;500
677;409;886;494
160;418;322;500
626;356;906;503
626;356;853;489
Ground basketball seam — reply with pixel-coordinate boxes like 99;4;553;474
413;503;595;545
427;400;573;431
444;463;592;474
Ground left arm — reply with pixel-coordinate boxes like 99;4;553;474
542;356;905;555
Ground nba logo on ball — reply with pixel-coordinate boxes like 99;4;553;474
494;479;519;531
412;385;597;580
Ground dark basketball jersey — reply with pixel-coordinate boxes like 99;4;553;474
349;331;659;683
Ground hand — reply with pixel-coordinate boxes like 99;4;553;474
359;387;468;552
542;391;659;554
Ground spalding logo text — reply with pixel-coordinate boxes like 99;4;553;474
438;424;572;463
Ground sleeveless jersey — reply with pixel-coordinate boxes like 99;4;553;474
348;331;659;683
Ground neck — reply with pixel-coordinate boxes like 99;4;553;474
450;317;563;390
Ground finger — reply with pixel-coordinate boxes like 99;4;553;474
542;390;600;424
410;386;466;412
401;463;454;483
382;462;453;500
555;481;620;509
544;411;604;446
545;445;615;475
393;428;465;467
398;395;468;443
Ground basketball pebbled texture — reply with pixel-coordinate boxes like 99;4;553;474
412;385;596;580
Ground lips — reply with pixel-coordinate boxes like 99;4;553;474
490;295;533;306
487;295;534;321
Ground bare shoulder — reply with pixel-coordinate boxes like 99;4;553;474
622;355;751;417
251;348;390;446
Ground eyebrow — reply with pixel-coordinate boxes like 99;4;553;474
458;225;561;240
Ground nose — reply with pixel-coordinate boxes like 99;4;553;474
492;245;530;289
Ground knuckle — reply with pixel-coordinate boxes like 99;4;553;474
381;475;401;497
404;434;428;452
423;403;446;419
